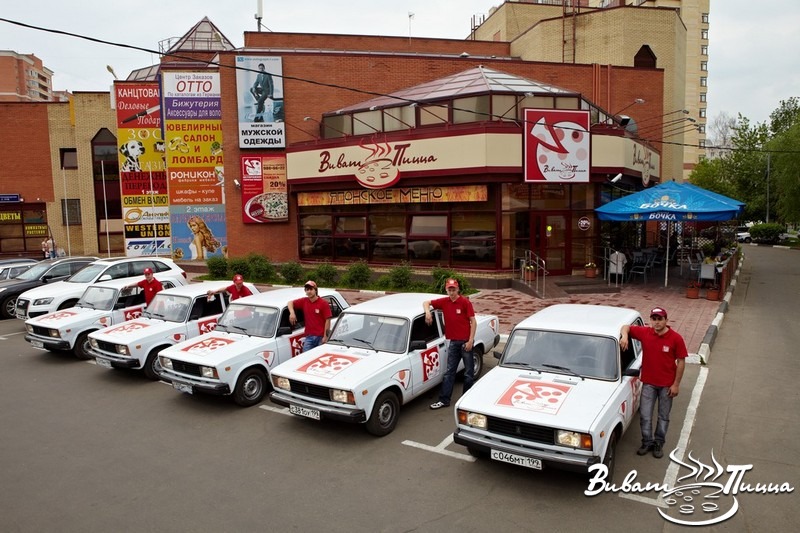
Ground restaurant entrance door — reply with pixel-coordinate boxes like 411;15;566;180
530;213;568;275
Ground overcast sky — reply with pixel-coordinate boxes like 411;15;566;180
1;0;797;126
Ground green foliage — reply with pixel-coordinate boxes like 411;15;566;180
749;223;784;243
341;260;372;289
206;256;228;279
430;266;471;294
279;261;305;285
313;262;338;286
227;258;250;280
247;253;276;283
386;262;413;290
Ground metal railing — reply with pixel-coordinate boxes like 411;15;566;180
517;249;548;298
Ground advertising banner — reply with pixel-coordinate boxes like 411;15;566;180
240;154;288;223
114;81;171;256
235;56;285;148
523;109;590;183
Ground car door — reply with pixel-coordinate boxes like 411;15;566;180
620;318;644;428
410;311;447;396
187;294;225;337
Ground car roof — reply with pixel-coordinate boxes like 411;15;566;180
230;286;341;306
154;281;239;297
42;256;99;265
88;256;179;266
515;304;641;337
345;292;444;319
0;258;38;265
84;278;148;290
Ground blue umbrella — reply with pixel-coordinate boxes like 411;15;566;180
596;181;745;286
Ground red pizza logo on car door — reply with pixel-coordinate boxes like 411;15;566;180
420;346;440;382
197;317;218;334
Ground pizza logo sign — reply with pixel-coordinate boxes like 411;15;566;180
496;379;573;415
41;310;77;321
289;333;306;357
393;369;411;390
297;354;360;378
106;321;149;335
123;306;145;321
421;347;440;382
197;317;218;334
524;109;590;183
181;336;235;355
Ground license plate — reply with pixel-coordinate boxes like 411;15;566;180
95;358;112;369
490;449;542;470
172;381;193;394
30;340;44;349
289;404;320;420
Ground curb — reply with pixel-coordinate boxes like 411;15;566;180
692;254;743;365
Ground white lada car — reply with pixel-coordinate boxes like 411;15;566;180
23;278;180;359
269;292;500;436
89;281;257;380
158;287;350;407
453;304;643;478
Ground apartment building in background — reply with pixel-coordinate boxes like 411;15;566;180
469;0;709;182
0;50;53;102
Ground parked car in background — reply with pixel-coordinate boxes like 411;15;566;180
0;259;37;281
159;288;350;406
735;226;752;243
453;304;643;478
270;293;500;436
0;256;98;319
89;281;257;380
23;278;182;360
15;256;187;320
372;230;442;260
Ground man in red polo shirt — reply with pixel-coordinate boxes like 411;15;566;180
288;280;332;352
620;306;687;459
125;267;163;306
207;274;253;301
423;278;477;410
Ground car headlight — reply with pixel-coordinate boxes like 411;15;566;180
90;338;98;348
160;357;173;370
25;324;33;333
273;376;290;391
115;345;130;356
200;366;218;379
33;298;53;306
456;410;488;429
330;389;355;404
556;430;593;450
49;329;61;338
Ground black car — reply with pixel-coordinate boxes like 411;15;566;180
0;258;38;281
0;256;98;319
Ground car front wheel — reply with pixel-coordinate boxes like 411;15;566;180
365;391;399;436
1;295;17;319
233;368;268;407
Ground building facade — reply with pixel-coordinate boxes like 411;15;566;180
0;51;53;102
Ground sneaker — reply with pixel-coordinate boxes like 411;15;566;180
652;443;664;458
430;401;449;410
636;443;652;456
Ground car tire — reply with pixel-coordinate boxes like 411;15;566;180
233;367;268;407
473;345;484;379
601;431;618;481
143;349;164;381
1;295;17;319
365;390;400;437
74;332;93;360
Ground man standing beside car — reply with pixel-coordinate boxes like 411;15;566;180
123;267;163;306
424;278;477;410
288;280;332;352
620;306;687;459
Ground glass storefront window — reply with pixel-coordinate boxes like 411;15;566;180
569;183;595;209
384;106;416;131
453;96;490;124
452;212;496;266
409;215;447;237
531;184;568;209
300;214;333;258
418;104;448;126
493;94;517;122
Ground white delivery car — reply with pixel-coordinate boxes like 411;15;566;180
89;281;257;380
16;256;187;320
270;293;500;436
23;278;180;359
158;288;350;406
453;304;643;478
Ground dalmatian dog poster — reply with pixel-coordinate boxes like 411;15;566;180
120;140;145;172
523;109;590;182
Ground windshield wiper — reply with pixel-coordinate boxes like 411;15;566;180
502;361;542;373
227;325;249;334
542;363;584;380
144;311;165;319
326;339;348;346
352;337;377;351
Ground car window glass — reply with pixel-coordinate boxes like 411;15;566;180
46;263;73;278
410;315;440;343
103;263;131;279
324;296;342;318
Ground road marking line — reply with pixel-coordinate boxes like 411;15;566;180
259;404;292;416
0;331;25;340
402;438;476;462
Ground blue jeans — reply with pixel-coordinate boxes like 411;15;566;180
438;340;474;405
639;383;673;446
303;335;323;352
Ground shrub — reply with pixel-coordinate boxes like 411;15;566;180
206;256;228;279
247;253;276;283
313;262;339;287
386;262;413;290
279;261;305;285
430;266;471;294
227;257;251;280
341;260;372;289
750;223;784;244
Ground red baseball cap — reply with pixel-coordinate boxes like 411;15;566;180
445;278;459;289
143;268;153;275
233;274;244;283
650;307;668;319
304;280;317;289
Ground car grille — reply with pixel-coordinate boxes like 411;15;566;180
94;340;121;354
289;380;331;401
487;417;555;445
16;298;29;313
170;360;203;378
29;325;52;337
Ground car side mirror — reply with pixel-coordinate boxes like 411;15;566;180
493;350;503;360
97;274;112;282
623;367;640;377
276;326;292;337
409;340;427;352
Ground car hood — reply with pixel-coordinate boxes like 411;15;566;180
160;331;277;366
0;279;42;292
272;344;400;389
456;367;619;431
91;318;181;343
26;307;109;328
19;280;84;299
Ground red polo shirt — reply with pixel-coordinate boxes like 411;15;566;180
226;284;253;301
628;325;688;387
291;296;332;337
429;295;475;341
137;278;163;305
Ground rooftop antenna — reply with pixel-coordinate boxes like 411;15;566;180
255;0;263;32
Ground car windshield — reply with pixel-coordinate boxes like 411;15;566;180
216;304;279;338
143;294;190;322
14;262;52;281
501;329;618;380
77;286;118;311
66;264;106;283
329;312;409;353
